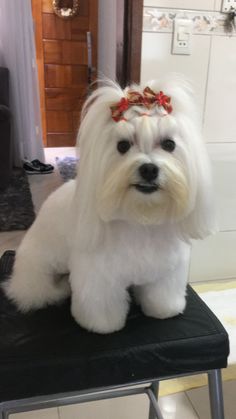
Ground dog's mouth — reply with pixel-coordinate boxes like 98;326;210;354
132;183;159;194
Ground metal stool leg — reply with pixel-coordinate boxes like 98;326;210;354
0;410;8;419
208;369;225;419
0;403;9;419
147;381;164;419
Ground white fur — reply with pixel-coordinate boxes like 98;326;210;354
4;77;216;333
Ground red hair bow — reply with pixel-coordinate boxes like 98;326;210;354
110;87;172;122
143;87;173;113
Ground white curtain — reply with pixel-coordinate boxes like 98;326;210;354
0;0;44;166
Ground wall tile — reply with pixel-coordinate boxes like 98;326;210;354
207;143;236;231
141;29;236;283
143;0;215;10
214;0;222;11
189;231;236;282
203;35;236;142
141;33;211;123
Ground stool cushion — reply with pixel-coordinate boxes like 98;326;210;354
0;251;229;402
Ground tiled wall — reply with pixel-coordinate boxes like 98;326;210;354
142;0;236;282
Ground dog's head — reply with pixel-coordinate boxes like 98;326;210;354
76;77;216;241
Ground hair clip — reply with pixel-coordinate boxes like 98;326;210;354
110;87;172;122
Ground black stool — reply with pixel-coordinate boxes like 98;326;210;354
0;251;229;419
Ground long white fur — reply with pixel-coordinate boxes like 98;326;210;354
4;76;216;333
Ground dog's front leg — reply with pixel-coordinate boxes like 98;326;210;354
134;277;187;320
70;256;130;333
134;244;190;319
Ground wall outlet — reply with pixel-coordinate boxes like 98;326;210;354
221;0;236;12
172;18;193;55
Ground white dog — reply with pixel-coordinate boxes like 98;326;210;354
5;77;215;334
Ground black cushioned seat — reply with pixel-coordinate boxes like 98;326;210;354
0;250;229;406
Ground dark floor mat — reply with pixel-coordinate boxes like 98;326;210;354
0;169;35;232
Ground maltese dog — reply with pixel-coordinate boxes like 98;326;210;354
5;76;215;333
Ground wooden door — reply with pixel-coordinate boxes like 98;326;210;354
32;0;97;147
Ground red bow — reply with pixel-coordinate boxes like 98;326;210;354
110;91;143;122
110;87;172;122
143;87;173;113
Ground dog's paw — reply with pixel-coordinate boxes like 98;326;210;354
71;300;128;334
4;274;71;312
141;296;186;320
80;313;126;334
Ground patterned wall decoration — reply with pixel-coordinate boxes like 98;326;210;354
143;7;236;36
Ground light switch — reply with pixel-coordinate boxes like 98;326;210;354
172;18;193;55
177;26;189;41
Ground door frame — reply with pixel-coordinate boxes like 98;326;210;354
116;0;143;87
31;0;47;146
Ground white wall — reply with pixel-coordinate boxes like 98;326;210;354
98;0;116;80
142;0;236;282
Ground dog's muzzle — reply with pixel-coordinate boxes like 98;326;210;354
132;163;159;194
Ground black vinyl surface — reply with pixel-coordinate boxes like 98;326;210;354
0;251;229;402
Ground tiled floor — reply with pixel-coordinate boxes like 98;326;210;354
9;381;236;419
1;147;235;419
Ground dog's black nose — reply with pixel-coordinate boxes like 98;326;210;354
139;163;159;182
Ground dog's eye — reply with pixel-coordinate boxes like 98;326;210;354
161;139;176;152
117;140;131;154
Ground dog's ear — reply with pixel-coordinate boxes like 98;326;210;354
179;136;217;241
81;93;98;121
157;75;217;241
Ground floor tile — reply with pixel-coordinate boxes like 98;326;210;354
59;394;149;419
58;392;199;419
159;392;199;419
186;379;236;419
29;146;75;213
45;147;76;165
29;171;63;214
11;407;59;419
0;230;26;257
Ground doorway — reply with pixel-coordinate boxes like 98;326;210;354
32;0;98;147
